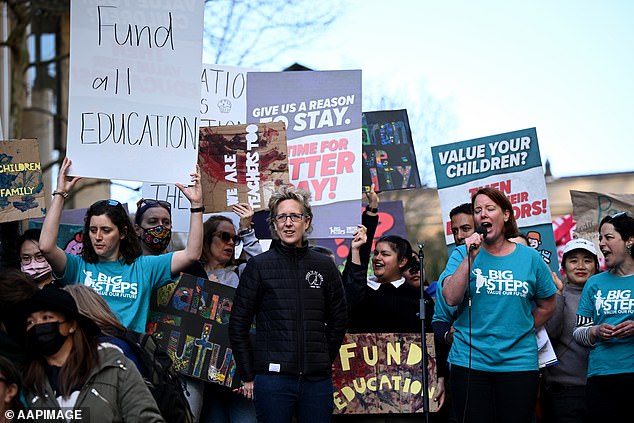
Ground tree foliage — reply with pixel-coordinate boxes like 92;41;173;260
203;0;342;66
2;0;69;139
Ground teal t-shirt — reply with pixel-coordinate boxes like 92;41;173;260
448;244;556;372
577;272;634;377
58;252;173;332
432;245;465;325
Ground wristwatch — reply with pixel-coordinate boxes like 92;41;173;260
239;228;254;237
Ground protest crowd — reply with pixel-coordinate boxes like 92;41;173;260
0;150;632;423
1;4;633;423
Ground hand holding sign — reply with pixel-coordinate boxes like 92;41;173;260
233;203;255;231
365;183;379;212
56;157;82;196
175;165;203;208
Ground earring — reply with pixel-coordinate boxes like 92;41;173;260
628;244;632;255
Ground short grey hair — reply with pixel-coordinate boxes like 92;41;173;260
267;185;313;239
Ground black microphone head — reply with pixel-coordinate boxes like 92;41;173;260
475;225;488;238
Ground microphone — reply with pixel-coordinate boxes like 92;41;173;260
469;226;488;251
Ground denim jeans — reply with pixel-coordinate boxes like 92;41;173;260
201;383;256;423
253;374;334;423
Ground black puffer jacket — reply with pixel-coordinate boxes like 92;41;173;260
229;240;347;382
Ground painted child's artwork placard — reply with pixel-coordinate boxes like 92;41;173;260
0;139;45;222
148;273;241;389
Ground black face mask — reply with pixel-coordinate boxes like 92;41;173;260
27;322;68;356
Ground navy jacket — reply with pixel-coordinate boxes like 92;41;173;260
229;240;347;382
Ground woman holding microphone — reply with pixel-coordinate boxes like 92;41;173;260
442;187;556;423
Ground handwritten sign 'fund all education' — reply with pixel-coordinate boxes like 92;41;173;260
67;1;204;183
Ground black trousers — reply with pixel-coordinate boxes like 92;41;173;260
450;365;539;423
540;383;587;423
586;372;634;422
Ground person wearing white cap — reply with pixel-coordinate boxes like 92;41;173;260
541;238;599;423
573;212;634;422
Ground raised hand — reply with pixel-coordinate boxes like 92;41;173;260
56;157;81;194
176;164;203;207
351;224;367;251
365;183;379;210
233;203;255;231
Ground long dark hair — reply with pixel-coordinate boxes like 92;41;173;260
0;269;37;338
600;212;634;258
23;315;100;398
202;215;237;267
375;235;414;272
82;200;142;264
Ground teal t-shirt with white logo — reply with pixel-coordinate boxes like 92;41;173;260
433;245;465;325
58;252;173;332
577;272;634;377
448;244;556;372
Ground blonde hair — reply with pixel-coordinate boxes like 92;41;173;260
266;185;313;239
63;285;125;335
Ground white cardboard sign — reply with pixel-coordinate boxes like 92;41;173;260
67;0;204;183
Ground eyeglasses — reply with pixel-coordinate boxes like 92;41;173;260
137;198;171;212
20;253;47;265
273;213;305;223
214;231;241;245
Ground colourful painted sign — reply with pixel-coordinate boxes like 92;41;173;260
0;139;45;223
332;333;438;414
147;273;241;389
362;110;421;193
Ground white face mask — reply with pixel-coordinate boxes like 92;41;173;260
21;260;53;281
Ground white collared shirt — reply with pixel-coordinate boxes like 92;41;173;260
366;275;406;291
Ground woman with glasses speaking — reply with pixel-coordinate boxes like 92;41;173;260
38;157;204;334
573;211;634;421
